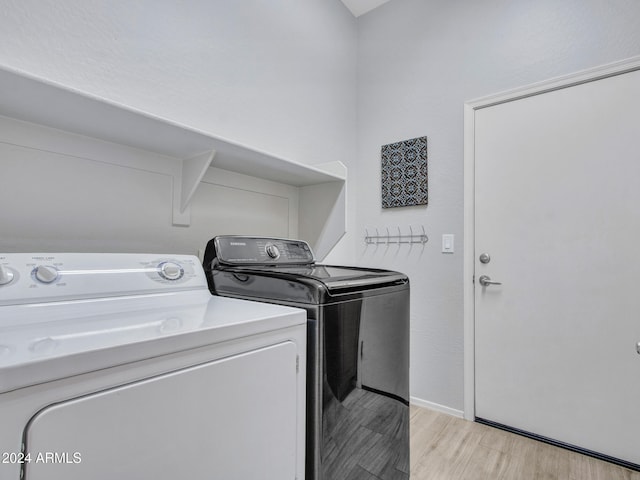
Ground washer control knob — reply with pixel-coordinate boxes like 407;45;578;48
0;265;14;286
34;265;58;284
158;262;184;281
265;244;280;260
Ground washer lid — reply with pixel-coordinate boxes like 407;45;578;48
256;265;408;291
215;264;408;296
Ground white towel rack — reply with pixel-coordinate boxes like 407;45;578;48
364;226;428;245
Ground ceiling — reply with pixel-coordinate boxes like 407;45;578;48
340;0;391;17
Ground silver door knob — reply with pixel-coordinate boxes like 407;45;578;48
479;275;502;287
479;253;491;264
636;342;640;355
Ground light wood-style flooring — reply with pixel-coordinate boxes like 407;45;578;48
410;406;640;480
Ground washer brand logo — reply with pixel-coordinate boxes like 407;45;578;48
230;242;246;246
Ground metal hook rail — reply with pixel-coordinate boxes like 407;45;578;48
364;226;428;245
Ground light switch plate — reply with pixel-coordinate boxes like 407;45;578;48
442;234;454;253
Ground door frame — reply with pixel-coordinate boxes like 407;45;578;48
462;55;640;421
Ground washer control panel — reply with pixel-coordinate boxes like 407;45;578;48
212;236;315;265
0;253;208;306
264;243;281;260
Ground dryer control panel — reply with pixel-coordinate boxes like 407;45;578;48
0;253;208;306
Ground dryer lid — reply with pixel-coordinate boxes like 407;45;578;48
0;252;305;393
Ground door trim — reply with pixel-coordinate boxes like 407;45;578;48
462;55;640;420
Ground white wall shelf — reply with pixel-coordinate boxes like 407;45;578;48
0;65;346;259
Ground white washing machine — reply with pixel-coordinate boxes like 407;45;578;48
0;253;306;480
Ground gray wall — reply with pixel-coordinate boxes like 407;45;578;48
355;0;640;411
0;0;358;260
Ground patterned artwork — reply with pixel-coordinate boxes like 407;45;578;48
381;136;428;208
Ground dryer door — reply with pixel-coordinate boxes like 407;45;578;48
22;342;299;480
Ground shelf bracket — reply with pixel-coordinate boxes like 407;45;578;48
299;161;347;261
172;149;216;226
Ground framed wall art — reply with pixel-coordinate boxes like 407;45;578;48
381;136;428;208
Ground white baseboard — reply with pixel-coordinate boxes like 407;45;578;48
410;396;464;418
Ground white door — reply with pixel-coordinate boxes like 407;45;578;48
474;67;640;466
24;343;299;480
